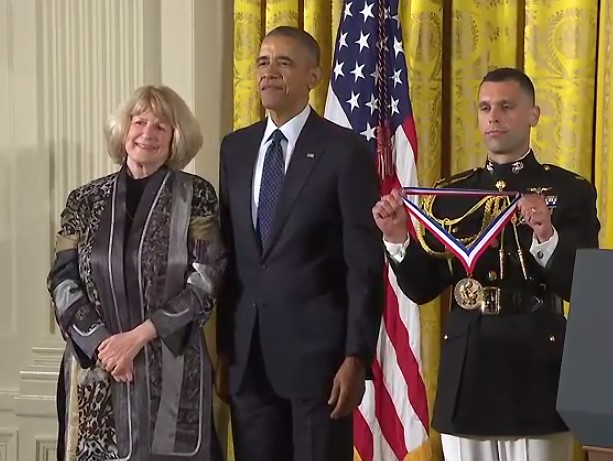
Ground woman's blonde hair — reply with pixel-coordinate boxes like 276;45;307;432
105;85;203;170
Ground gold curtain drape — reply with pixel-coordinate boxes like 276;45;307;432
226;1;613;460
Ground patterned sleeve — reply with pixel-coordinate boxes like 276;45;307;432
149;179;225;356
48;189;111;368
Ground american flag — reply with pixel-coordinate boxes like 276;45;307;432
323;1;431;460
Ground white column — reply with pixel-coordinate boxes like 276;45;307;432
159;0;233;184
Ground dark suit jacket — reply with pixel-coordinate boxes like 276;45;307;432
217;110;384;399
390;152;600;436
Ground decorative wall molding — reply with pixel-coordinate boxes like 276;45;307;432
0;429;18;461
0;391;16;414
28;347;64;371
15;346;63;418
35;436;56;461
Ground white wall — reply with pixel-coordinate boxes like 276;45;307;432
0;1;232;459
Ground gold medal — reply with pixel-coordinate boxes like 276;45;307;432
454;277;484;311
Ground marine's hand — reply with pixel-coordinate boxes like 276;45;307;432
518;194;554;242
372;189;409;244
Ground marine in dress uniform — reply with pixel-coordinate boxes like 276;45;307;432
373;68;601;461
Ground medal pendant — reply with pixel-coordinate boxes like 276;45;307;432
454;277;484;311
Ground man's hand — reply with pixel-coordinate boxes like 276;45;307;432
518;194;554;242
215;353;230;404
372;189;409;244
328;357;366;419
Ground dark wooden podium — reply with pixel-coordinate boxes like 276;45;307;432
557;249;613;461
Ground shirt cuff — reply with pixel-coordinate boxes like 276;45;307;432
530;227;559;267
384;236;410;263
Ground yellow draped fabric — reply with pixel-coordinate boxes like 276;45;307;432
450;0;521;173
595;0;613;246
227;1;613;460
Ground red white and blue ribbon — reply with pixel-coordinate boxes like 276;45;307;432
400;187;521;274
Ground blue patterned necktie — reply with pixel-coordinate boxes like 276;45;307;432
257;129;286;246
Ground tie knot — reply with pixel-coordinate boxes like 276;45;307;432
269;129;286;144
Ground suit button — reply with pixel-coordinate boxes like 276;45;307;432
260;264;267;270
444;335;449;340
549;335;555;342
252;302;258;309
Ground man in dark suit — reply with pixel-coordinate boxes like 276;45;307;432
373;68;600;461
216;26;384;461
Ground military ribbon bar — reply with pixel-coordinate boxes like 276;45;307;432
400;187;521;274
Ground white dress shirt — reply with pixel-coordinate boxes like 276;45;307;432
251;104;311;226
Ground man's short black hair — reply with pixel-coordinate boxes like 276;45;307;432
264;26;321;66
480;67;536;104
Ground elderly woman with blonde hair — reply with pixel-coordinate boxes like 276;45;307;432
48;85;224;460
